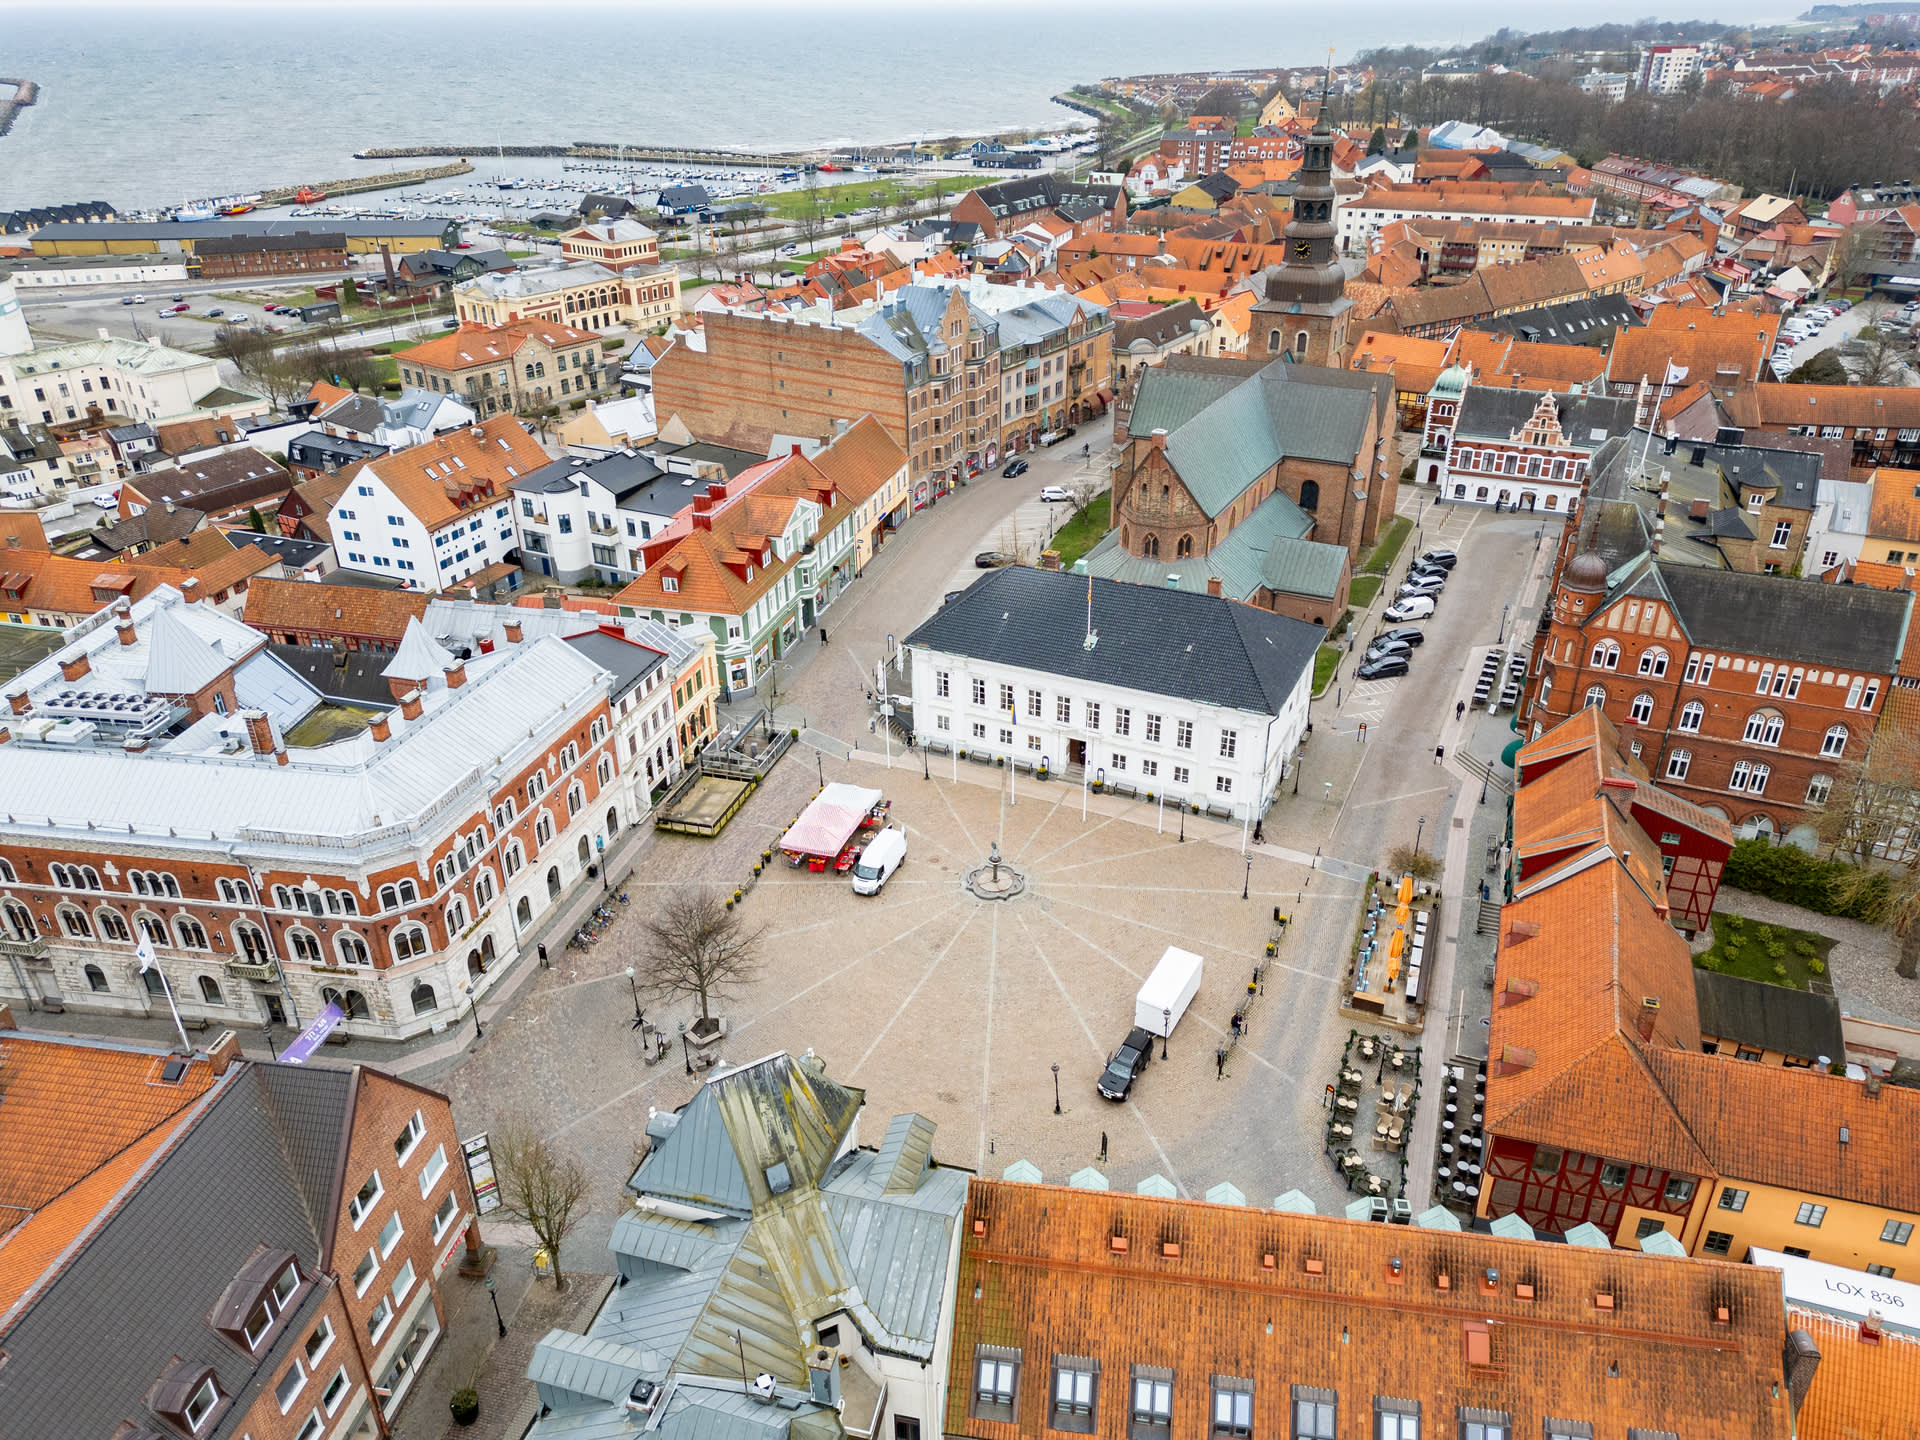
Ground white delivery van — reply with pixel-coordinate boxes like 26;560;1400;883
1135;946;1203;1036
851;826;907;895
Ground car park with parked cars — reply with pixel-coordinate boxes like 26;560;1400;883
1418;549;1457;570
1383;596;1435;623
1376;626;1426;648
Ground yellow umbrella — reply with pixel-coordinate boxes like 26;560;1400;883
1397;875;1414;905
1388;928;1405;959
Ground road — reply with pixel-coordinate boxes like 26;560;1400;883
1778;299;1889;378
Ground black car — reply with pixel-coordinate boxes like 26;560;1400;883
1002;457;1030;478
1355;655;1410;680
1376;626;1426;647
975;550;1016;569
1098;1026;1156;1101
1419;549;1459;570
1366;638;1413;661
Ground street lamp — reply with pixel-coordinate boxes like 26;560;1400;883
625;966;644;1030
262;1024;278;1062
1243;855;1251;900
597;834;608;891
1162;1007;1171;1060
463;981;483;1041
485;1276;506;1337
1052;1062;1061;1115
1415;814;1427;854
679;1020;693;1075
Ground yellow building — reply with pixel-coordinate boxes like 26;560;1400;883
30;220;457;258
454;257;681;333
1258;87;1297;127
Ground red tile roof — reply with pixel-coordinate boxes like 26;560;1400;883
397;317;598;373
360;416;546;529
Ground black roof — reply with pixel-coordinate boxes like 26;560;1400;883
1655;563;1913;671
565;629;667;699
197;230;345;255
967;174;1122;220
288;432;389;466
904;566;1322;715
515;448;668;505
1474;293;1639;347
1693;969;1843;1065
227;532;333;570
0;1064;353;1440
268;642;398;706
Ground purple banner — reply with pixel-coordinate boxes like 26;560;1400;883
279;1002;344;1065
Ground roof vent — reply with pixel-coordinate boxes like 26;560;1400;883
626;1379;660;1414
765;1161;792;1195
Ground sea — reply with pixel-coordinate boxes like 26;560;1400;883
0;2;1791;213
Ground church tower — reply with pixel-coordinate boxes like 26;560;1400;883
1253;70;1352;369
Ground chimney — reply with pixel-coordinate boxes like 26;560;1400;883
241;708;275;756
181;577;201;604
479;635;495;655
1151;427;1168;451
791;443;803;458
387;673;417;703
504;619;524;644
115;617;137;646
380;242;396;289
0;725;10;745
6;690;26;715
274;746;289;767
59;654;91;682
369;713;392;743
1784;1329;1822;1412
1634;995;1660;1043
206;1030;241;1076
444;658;467;690
400;688;424;721
1207;576;1224;597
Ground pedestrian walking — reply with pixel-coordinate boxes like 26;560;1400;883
1455;700;1466;722
1099;1131;1108;1162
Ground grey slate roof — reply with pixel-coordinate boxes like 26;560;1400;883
1451;387;1637;451
0;1064;352;1440
566;629;668;700
1473;293;1638;346
267;642;400;708
906;565;1323;715
1693;970;1844;1064
1652;563;1914;671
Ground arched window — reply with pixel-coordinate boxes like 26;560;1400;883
504;842;523;878
445;899;467;935
85;963;109;993
467;949;486;979
392;925;429;962
516;896;533;926
1629;693;1654;724
1583;686;1608;710
597;755;613;787
1677;701;1704;734
1294;330;1309;356
1267;329;1281;354
546;866;562;900
198;975;224;1006
235;923;270;965
606;806;620;837
217;878;253;904
567;783;584;819
161;874;180;898
411;983;438;1016
322;987;371;1020
561;743;579;771
174;918;208;950
288;928;322;963
1666;749;1691;780
132;871;149;896
58;905;92;938
378;884;398;911
3;900;32;940
1175;534;1193;559
136;913;166;944
527;771;547;802
336;933;370;967
535;814;554;846
1807;774;1833;806
1637;647;1668;678
97;909;129;942
1748;763;1771;795
397;879;418;905
1822;725;1849;757
1743;710;1784;747
576;835;592;866
474;869;495;908
1142;533;1159;558
1590;640;1620;670
0;858;12;883
142;968;166;997
1298;480;1319;512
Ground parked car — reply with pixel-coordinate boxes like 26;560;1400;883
1418;549;1458;570
1830;298;1853;311
851;826;906;896
1383;596;1435;622
777;243;800;258
171;293;185;302
1098;1026;1156;1101
1001;457;1029;478
1366;638;1413;661
1406;562;1449;582
1356;654;1411;680
975;551;1016;568
1399;575;1445;599
119;296;137;306
227;311;247;323
204;307;223;318
163;303;190;315
1040;425;1078;446
92;492;119;510
1376;626;1426;647
1038;484;1073;503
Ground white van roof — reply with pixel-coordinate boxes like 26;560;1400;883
1137;946;1203;1010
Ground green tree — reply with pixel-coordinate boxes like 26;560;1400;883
1785;349;1849;385
1368;124;1388;155
246;506;266;533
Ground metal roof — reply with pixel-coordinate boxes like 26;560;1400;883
530;1329;669;1411
383;614;455;683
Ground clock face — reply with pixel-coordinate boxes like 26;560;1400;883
1294;240;1312;259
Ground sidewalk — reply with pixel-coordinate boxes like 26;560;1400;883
388;1240;614;1440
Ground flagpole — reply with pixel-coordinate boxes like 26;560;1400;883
138;934;193;1054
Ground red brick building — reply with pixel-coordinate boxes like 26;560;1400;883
1525;537;1912;845
195;230;349;279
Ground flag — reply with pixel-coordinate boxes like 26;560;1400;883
136;933;157;973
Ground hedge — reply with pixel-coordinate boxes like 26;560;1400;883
1722;837;1891;922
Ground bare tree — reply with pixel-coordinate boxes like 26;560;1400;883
1066;465;1105;513
1815;725;1920;977
636;886;765;1032
1385;843;1441;881
1850;304;1906;386
490;1124;591;1291
1829;223;1880;297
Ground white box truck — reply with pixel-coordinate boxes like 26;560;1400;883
1136;946;1203;1036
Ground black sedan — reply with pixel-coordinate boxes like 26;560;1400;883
1098;1026;1156;1101
1366;638;1413;661
975;551;1016;569
1419;549;1459;570
1356;654;1411;680
1376;626;1426;647
1001;457;1030;478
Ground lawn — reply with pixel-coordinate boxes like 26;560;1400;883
1349;574;1383;609
755;172;993;222
1694;911;1836;991
1359;516;1413;576
1312;644;1343;696
1049;493;1110;568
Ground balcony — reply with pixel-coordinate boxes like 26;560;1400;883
225;956;279;982
0;935;50;963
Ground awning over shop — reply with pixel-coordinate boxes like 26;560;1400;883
778;782;885;858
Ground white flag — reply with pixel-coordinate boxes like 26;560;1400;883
136;933;157;973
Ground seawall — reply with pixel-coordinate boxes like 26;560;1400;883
260;160;474;207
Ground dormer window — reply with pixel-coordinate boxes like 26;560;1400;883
148;1360;225;1435
216;1250;307;1352
762;548;772;565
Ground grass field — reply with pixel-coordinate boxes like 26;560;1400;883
1359;516;1413;576
1049;494;1111;568
1312;644;1343;696
1349;574;1383;609
754;172;994;222
1695;912;1835;992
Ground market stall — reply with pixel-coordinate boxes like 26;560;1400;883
778;783;888;872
